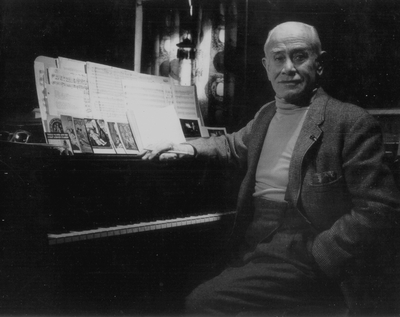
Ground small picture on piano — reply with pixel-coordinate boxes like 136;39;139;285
207;127;227;137
45;132;74;155
117;122;139;154
60;115;82;152
85;119;115;154
73;117;93;153
180;118;201;138
107;121;126;154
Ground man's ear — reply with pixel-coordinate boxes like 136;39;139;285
262;57;271;81
316;51;327;76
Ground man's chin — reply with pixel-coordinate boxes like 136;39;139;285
280;90;313;104
280;92;303;103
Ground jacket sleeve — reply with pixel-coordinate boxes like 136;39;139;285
186;118;256;168
312;112;400;279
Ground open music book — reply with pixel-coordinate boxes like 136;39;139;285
34;56;214;154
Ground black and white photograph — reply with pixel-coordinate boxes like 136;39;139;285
73;117;93;153
45;132;74;156
85;118;114;153
207;127;227;137
108;121;126;154
180;118;202;138
60;115;82;152
117;122;139;153
1;0;400;316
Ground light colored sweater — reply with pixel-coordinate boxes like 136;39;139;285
253;97;309;201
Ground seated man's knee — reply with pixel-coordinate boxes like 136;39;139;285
185;282;216;314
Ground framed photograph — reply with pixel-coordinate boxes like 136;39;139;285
107;122;126;154
60;115;82;153
206;127;227;137
73;117;93;153
45;132;74;155
116;122;139;154
84;119;115;154
179;118;202;139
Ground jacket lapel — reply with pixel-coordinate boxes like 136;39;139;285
285;88;329;206
231;102;276;241
236;103;276;212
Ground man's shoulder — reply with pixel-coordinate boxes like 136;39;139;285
260;100;276;110
320;91;371;119
254;100;276;118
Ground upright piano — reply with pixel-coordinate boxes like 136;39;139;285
3;110;400;315
0;140;241;315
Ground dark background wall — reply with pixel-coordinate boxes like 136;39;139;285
0;0;136;122
1;0;400;129
233;0;400;127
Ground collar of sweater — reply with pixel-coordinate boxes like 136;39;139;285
275;88;317;113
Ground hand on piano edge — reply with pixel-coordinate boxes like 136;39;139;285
141;142;195;161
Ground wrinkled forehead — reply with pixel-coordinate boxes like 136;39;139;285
264;22;321;56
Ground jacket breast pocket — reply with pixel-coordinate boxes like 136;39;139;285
301;175;352;230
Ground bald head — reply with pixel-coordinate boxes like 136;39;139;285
261;21;325;103
264;22;322;57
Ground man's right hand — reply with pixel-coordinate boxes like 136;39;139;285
141;142;195;161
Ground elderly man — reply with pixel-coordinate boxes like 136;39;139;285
143;21;400;315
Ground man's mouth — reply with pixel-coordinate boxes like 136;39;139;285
279;80;301;84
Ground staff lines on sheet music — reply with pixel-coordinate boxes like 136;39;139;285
180;112;196;117
176;105;196;110
91;67;139;80
52;83;90;92
94;93;123;100
98;104;125;116
176;100;196;105
125;93;166;101
90;65;139;77
176;95;194;99
51;77;88;85
175;92;193;96
97;101;124;108
91;97;124;108
125;93;165;101
91;82;124;94
124;86;165;94
93;80;123;88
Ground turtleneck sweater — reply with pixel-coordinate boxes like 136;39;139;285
253;96;309;202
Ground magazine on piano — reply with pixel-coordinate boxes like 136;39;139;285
34;56;214;155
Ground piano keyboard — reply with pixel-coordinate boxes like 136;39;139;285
48;211;236;245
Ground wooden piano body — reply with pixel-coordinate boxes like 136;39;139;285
0;140;241;315
2;116;400;316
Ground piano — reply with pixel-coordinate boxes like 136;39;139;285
0;140;240;315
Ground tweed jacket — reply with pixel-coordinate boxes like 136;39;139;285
188;88;400;284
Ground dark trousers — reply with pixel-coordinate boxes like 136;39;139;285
185;198;343;315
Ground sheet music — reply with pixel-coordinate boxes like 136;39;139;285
57;56;87;73
34;56;206;150
86;62;176;122
47;67;92;118
123;79;185;151
172;85;199;119
126;105;186;152
34;56;58;132
123;79;170;109
34;61;48;121
86;63;137;121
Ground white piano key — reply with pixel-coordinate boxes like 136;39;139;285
48;211;236;245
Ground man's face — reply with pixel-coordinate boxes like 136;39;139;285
263;24;322;103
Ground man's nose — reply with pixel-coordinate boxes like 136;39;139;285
282;58;296;74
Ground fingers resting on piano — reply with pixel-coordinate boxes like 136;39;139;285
142;142;195;161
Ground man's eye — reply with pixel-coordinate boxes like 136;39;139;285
293;53;308;63
274;55;285;62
